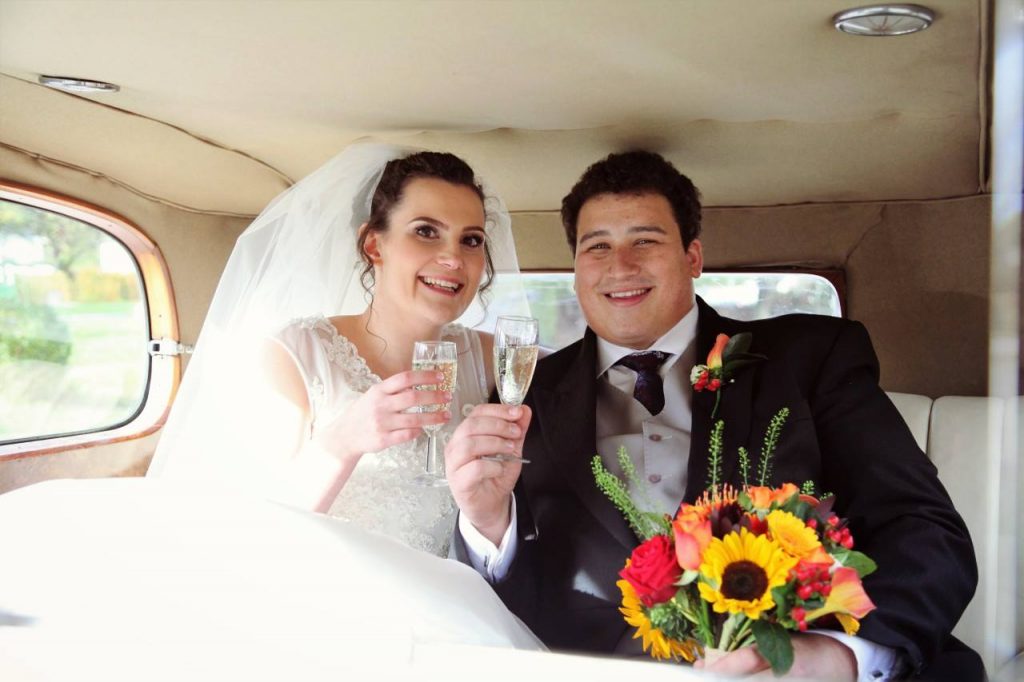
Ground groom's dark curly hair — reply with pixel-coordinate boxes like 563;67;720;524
357;151;495;295
560;150;702;254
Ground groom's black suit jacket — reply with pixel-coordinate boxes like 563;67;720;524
464;298;981;679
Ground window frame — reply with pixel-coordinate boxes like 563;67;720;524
0;181;180;460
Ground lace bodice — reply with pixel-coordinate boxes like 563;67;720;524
273;316;489;556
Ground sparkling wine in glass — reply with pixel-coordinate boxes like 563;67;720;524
412;340;457;486
483;315;539;464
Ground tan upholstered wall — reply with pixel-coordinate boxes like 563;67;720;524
512;195;991;398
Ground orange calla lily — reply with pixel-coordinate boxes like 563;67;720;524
673;505;712;571
707;334;730;369
804;545;833;566
805;567;876;625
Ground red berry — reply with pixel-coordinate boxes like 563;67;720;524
791;607;806;621
841;537;854;549
798;621;809;631
797;585;814;600
828;515;840;527
821;584;832;596
806;518;818;529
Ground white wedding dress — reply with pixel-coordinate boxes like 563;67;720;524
273;315;490;557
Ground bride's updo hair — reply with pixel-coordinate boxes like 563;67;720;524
357;151;496;295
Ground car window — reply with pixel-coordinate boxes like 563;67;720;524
0;197;149;444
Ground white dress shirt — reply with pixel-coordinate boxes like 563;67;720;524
594;303;699;518
459;299;902;680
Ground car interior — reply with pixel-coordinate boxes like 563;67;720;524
0;1;1020;679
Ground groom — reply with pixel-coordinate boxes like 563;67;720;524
445;151;981;680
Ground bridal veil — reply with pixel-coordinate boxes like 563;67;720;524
147;143;526;492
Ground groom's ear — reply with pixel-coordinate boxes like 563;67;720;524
360;223;382;263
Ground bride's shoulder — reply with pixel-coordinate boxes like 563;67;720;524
275;315;336;345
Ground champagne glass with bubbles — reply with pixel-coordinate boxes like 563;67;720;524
482;315;539;464
412;340;457;486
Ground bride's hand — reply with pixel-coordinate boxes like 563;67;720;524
313;370;451;463
444;403;531;545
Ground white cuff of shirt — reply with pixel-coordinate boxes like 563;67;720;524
457;494;519;582
811;630;905;681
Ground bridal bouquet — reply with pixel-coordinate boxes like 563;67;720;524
593;406;877;674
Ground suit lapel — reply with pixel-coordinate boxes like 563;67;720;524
685;298;756;501
533;330;636;550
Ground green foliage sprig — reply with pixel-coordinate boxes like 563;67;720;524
592;447;671;540
738;446;751;487
757;407;790;486
706;419;725;494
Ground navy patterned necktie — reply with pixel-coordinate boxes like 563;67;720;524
615;351;670;415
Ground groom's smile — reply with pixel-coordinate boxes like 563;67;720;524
605;287;652;303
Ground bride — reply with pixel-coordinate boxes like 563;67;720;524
147;143;531;558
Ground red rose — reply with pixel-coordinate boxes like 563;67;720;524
619;535;681;606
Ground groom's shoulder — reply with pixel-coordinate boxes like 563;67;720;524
726;311;861;346
534;336;588;379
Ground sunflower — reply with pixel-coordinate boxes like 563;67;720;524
617;578;699;662
766;509;822;558
698;528;798;619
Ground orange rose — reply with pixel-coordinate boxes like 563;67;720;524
747;483;800;510
772;483;800;505
746;486;775;509
672;505;712;571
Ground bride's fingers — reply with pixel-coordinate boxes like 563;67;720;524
383;409;450;431
376;427;430;450
378;370;447;394
386;387;450;413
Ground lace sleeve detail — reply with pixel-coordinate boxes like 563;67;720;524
276;316;380;430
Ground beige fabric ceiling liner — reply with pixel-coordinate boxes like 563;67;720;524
0;76;290;215
0;0;986;213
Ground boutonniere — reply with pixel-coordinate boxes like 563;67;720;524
690;332;766;417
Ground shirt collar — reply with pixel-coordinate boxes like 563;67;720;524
595;298;700;378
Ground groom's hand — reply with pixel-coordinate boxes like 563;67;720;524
693;633;857;680
445;403;531;545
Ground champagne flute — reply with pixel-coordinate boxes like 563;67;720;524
411;340;457;486
482;315;539;464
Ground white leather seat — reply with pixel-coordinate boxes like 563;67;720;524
886;392;1022;676
886;392;932;452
